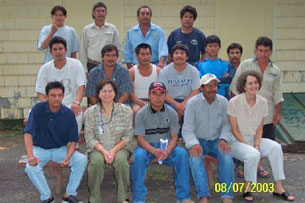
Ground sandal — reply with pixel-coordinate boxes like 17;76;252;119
257;169;271;178
242;192;254;202
273;192;294;202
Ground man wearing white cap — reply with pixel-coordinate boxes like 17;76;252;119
182;74;234;203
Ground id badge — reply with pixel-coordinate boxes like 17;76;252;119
98;125;104;135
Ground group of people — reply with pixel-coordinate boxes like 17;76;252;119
23;2;295;203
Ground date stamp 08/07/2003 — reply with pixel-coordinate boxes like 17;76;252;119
214;182;275;193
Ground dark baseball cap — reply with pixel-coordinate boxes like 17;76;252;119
149;82;166;92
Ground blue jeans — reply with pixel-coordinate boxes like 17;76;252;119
131;143;191;203
25;146;87;201
189;139;234;199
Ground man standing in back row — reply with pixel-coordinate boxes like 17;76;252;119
38;5;79;64
80;1;123;73
125;5;168;69
167;5;206;65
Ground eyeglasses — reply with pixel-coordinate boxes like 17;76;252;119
100;89;114;94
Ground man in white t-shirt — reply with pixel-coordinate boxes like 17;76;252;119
38;5;79;64
129;43;161;115
35;36;86;133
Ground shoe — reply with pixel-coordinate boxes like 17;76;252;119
242;192;253;202
41;196;54;203
273;192;294;202
257;169;271;178
62;195;83;203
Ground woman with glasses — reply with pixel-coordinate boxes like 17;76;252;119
227;71;294;202
84;79;135;203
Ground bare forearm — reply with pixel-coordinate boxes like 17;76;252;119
117;93;129;104
275;102;282;115
183;90;199;104
137;136;155;154
75;86;85;103
66;142;76;160
40;32;56;50
24;133;34;158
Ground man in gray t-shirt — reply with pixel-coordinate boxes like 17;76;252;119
159;44;200;137
131;82;194;203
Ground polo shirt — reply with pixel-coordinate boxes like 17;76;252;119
86;63;132;100
167;27;206;65
229;57;284;124
124;23;168;64
134;104;178;143
24;101;78;149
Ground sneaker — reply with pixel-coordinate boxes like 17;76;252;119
41;196;54;203
62;195;83;203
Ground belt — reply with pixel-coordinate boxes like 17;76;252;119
87;58;101;66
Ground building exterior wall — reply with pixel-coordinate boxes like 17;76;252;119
0;0;304;119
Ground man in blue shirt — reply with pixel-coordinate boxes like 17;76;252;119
182;74;234;203
124;5;168;69
87;45;132;105
24;81;87;203
167;5;206;65
196;35;230;97
38;6;79;64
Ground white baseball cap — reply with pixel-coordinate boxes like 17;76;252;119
200;73;220;86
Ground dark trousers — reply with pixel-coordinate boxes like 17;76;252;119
262;123;276;141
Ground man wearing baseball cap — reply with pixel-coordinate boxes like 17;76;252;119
182;74;234;203
131;82;194;203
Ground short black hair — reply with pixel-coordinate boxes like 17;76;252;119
172;43;189;57
180;5;197;20
49;36;67;50
92;2;107;19
101;44;118;58
51;6;67;16
135;43;152;55
255;36;273;50
206;35;221;47
45;81;65;95
227;43;243;54
137;5;152;17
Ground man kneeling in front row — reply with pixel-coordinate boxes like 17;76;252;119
24;81;87;203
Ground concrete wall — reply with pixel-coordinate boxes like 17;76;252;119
0;0;305;119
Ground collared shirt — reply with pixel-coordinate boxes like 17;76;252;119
182;93;231;149
227;93;268;139
24;101;78;149
86;63;132;101
135;104;178;143
38;25;80;64
124;23;168;64
79;22;123;70
84;103;135;154
229;57;284;124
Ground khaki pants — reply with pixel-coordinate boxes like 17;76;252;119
88;149;130;203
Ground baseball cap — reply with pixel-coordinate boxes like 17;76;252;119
200;73;220;86
149;82;166;92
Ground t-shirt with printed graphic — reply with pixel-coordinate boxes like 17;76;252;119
158;62;200;100
35;58;86;107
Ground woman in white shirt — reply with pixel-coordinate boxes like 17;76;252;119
227;70;294;202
